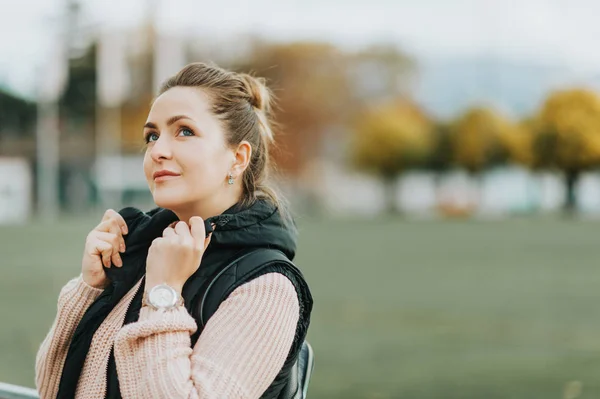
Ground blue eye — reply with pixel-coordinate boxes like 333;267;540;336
146;132;159;143
178;128;195;137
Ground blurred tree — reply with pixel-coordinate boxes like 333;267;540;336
450;106;514;175
426;122;454;175
424;122;453;208
350;100;434;213
231;40;415;178
531;88;600;212
449;106;522;212
60;43;97;129
0;90;37;140
232;41;352;176
500;119;535;168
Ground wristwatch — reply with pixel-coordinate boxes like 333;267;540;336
143;283;184;311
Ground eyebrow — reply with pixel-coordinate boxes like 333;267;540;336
144;115;193;130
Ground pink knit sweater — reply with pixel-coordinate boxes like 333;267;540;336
35;273;300;399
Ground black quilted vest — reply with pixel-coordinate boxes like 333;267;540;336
56;199;313;399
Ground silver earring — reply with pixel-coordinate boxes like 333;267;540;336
228;173;234;185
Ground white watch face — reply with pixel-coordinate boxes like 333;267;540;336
149;285;177;308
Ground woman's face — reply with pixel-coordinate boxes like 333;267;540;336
143;86;234;211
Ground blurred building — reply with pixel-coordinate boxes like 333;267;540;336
0;89;37;159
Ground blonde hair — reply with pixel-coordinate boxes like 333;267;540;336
159;62;288;213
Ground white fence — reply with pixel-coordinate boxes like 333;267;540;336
316;163;600;218
0;382;38;399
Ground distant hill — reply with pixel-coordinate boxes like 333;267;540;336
413;55;600;120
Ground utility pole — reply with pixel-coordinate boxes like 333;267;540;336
35;97;61;221
36;0;78;220
95;25;130;211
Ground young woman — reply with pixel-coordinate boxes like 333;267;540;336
35;62;313;399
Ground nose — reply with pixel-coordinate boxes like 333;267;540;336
150;134;173;162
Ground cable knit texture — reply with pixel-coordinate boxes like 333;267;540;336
35;275;104;399
35;273;299;399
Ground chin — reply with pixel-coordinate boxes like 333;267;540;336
152;191;189;210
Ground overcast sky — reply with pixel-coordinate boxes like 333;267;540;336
0;0;598;97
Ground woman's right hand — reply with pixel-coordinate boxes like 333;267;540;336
81;209;128;289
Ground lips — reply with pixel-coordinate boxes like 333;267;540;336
153;170;181;180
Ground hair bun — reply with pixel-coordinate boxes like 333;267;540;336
239;74;271;113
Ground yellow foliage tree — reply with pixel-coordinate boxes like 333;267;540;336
229;39;414;177
451;106;517;174
351;100;434;212
498;120;535;167
532;88;600;212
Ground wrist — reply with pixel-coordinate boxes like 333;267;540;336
82;273;109;289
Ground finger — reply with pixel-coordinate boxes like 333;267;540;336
163;226;176;238
101;208;115;222
93;240;114;268
101;247;114;268
97;219;121;235
94;231;125;254
90;231;122;267
100;219;125;241
189;217;206;249
95;223;126;252
150;237;164;249
174;221;191;238
112;251;123;267
102;209;128;235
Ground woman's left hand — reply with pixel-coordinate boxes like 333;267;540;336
145;217;212;293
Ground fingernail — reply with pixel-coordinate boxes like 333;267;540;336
121;226;128;235
120;243;125;253
116;257;123;267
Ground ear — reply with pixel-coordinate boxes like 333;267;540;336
230;140;252;178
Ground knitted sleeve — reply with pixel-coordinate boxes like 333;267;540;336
35;275;104;399
113;272;300;399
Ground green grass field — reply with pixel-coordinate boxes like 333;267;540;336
2;215;600;398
